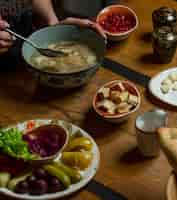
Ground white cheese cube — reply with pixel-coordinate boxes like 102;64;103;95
128;94;138;106
169;72;177;82
162;78;173;86
110;91;121;104
98;87;110;99
116;102;132;114
172;82;177;91
96;99;117;114
119;91;129;102
160;84;171;94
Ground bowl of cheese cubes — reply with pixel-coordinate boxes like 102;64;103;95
93;80;141;123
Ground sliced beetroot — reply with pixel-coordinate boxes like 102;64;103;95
23;125;67;158
0;154;28;176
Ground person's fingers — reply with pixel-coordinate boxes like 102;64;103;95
60;18;107;40
0;31;12;41
75;19;107;40
72;19;93;27
47;15;59;26
89;22;107;40
0;20;10;30
61;18;93;28
0;40;13;48
60;17;83;26
0;17;12;49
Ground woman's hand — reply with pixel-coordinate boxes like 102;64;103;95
0;19;13;51
59;17;106;40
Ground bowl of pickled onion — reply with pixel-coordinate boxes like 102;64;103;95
96;5;138;41
23;124;69;164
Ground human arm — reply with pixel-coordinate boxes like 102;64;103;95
60;17;106;39
32;0;59;25
32;0;106;39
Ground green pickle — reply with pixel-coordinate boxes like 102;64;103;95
8;173;31;191
61;152;93;170
0;172;11;188
53;162;82;183
65;137;93;152
44;165;71;188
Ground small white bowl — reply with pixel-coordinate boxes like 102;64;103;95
93;80;141;123
96;5;139;41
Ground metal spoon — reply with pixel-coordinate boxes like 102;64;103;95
5;28;67;57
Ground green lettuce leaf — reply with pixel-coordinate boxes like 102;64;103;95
0;128;36;161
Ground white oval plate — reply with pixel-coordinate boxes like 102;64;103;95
0;119;100;200
149;68;177;107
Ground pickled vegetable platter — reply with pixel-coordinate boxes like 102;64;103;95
0;119;100;200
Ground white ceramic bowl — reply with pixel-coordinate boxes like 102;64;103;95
93;80;141;123
96;5;139;41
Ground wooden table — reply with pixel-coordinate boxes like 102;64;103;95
1;0;177;200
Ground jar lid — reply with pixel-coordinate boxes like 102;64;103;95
153;7;177;23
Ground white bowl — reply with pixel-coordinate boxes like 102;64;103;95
96;5;139;41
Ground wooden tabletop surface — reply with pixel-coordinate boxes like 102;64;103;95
1;0;177;200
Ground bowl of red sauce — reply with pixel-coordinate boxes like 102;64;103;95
23;124;69;164
93;80;141;123
96;5;138;41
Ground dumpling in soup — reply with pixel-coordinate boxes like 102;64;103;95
31;41;97;74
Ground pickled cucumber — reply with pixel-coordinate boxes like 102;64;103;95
44;165;71;188
0;172;11;187
53;162;82;183
69;130;83;141
8;173;30;191
66;137;92;151
61;152;93;170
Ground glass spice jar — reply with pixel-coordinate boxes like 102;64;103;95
152;7;177;31
152;26;177;63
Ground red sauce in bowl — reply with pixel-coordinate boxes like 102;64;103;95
97;6;137;34
99;13;136;33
